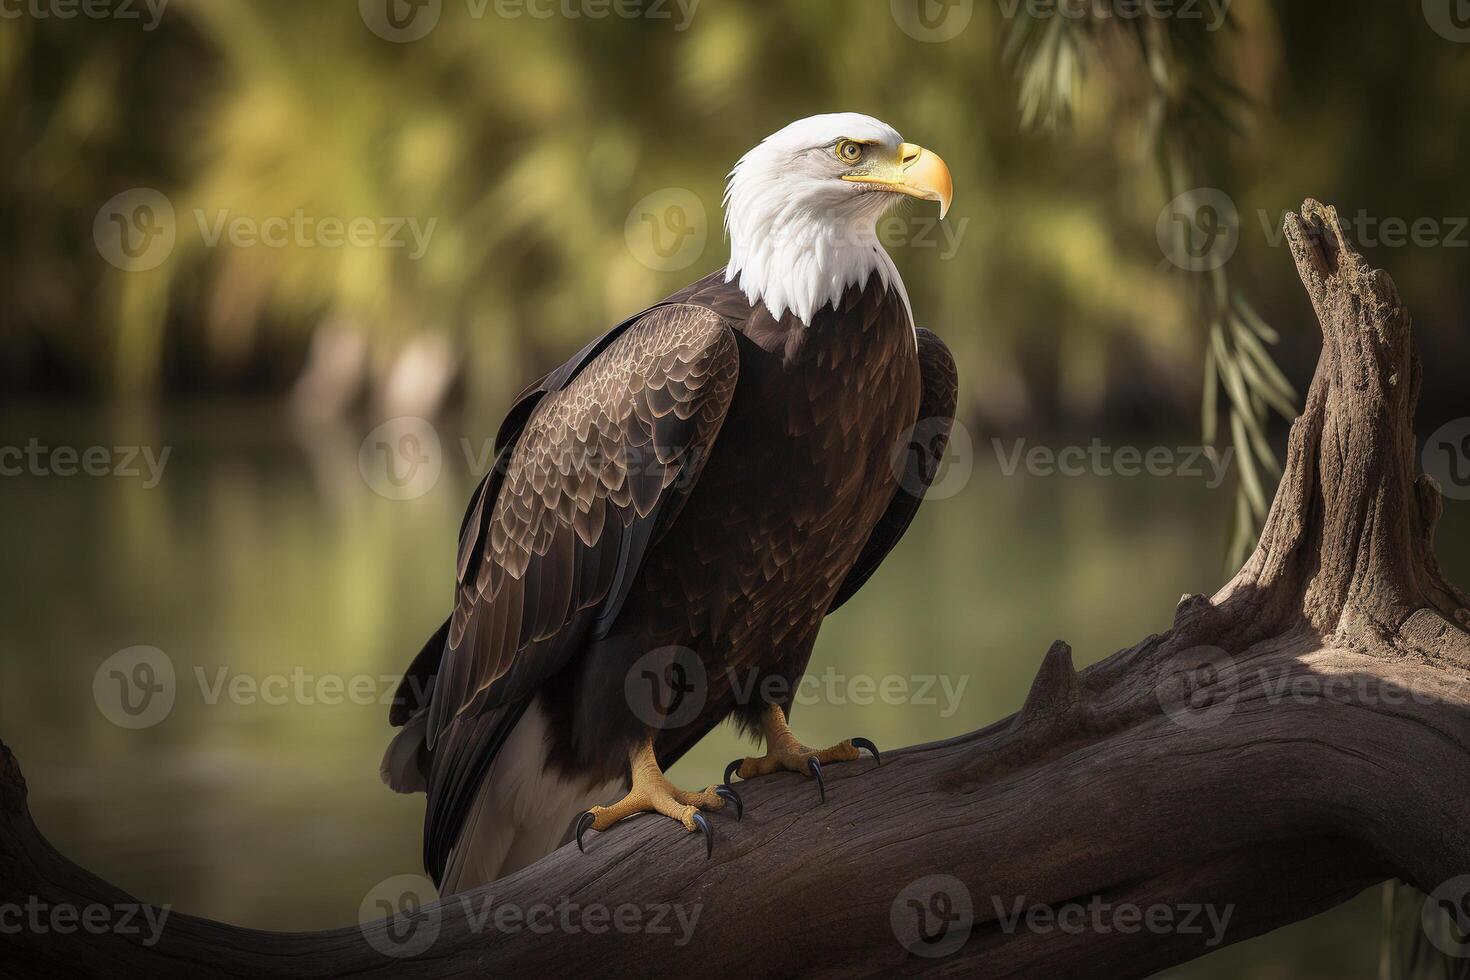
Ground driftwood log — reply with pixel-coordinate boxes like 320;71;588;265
2;200;1468;978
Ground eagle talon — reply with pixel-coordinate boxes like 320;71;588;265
692;812;714;859
574;738;730;858
575;810;595;853
851;736;882;766
725;705;878;810
714;784;743;820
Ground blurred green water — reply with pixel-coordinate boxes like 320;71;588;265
1;404;1465;977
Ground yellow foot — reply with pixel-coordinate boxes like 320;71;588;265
723;704;881;803
574;736;737;858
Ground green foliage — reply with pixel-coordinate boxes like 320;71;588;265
1005;0;1296;569
0;0;1228;420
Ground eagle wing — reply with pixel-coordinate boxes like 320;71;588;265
827;327;959;613
420;304;740;880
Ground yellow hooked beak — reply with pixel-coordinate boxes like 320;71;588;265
841;142;953;219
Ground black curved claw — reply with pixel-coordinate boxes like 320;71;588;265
574;811;596;854
851;736;882;767
807;756;825;803
723;758;743;786
691;811;714;859
714;784;743;821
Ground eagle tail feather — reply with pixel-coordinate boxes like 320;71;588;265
437;696;625;895
380;711;431;794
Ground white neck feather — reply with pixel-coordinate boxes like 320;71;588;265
723;203;912;328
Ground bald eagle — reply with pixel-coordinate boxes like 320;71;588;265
383;113;959;894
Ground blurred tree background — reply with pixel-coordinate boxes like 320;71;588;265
4;0;1467;434
3;2;1469;976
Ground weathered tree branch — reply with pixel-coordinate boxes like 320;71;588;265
3;200;1468;978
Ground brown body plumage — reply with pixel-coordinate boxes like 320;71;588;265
566;269;925;775
388;271;955;887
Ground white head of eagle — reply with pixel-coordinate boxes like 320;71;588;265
722;112;953;327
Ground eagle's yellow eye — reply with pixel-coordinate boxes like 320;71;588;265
835;139;864;164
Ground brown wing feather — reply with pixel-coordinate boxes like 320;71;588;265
421;304;739;882
827;327;958;613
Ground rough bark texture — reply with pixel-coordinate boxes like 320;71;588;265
2;200;1467;978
